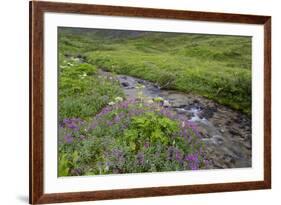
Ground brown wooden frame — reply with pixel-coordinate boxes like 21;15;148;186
29;1;271;204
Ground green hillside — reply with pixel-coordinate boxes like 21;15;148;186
58;28;252;114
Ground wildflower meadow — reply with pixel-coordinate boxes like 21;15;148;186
58;27;252;176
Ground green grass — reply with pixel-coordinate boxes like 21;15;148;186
58;56;124;120
58;28;252;115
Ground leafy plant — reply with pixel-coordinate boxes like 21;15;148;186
124;112;179;151
58;153;70;176
58;151;80;176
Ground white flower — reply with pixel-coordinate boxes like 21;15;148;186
147;99;154;104
108;101;115;106
114;96;123;102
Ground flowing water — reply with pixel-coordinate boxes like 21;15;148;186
100;70;252;169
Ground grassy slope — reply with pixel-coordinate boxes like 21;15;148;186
59;28;252;115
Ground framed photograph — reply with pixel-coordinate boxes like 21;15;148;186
29;1;271;204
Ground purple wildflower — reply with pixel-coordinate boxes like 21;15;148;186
160;108;175;119
72;118;83;124
63;118;72;125
112;149;123;158
90;122;97;130
174;149;183;162
144;141;150;148
119;100;129;109
106;120;113;126
185;153;200;170
67;123;79;131
114;115;121;123
167;146;183;163
62;118;82;131
96;106;112;118
64;134;74;144
112;149;125;167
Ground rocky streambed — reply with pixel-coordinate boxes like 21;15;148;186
99;70;252;169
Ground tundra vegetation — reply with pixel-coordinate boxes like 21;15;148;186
58;28;251;176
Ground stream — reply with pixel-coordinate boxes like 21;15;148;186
100;70;252;169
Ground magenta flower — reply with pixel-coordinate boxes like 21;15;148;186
185;153;200;170
64;134;74;144
67;123;79;131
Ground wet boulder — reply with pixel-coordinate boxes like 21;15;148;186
121;82;130;87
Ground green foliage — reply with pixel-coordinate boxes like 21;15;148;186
58;153;70;176
125;112;179;149
58;151;80;176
